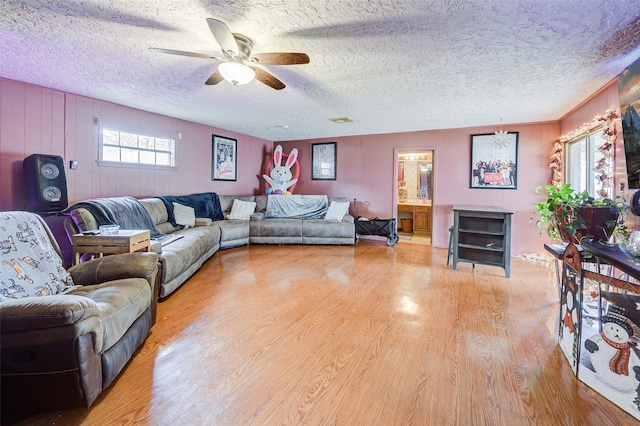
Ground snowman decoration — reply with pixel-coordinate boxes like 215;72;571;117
559;268;579;365
584;305;640;392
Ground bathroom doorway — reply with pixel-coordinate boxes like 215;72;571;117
396;150;434;245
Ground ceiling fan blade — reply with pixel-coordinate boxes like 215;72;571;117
250;52;310;65
253;68;285;90
206;18;238;57
149;48;221;60
205;70;224;85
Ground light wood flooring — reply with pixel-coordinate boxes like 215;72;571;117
8;241;636;425
397;231;431;246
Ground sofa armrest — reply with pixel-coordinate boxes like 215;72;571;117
342;214;355;224
0;295;100;332
0;294;104;354
250;212;265;221
68;252;159;289
195;217;213;227
0;295;105;410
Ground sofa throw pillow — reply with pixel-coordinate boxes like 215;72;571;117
324;201;350;221
173;202;196;228
228;199;257;220
0;211;75;299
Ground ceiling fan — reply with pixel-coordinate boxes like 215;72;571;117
150;18;310;90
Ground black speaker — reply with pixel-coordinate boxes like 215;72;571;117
23;154;68;213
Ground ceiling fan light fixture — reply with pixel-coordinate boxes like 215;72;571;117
218;61;255;86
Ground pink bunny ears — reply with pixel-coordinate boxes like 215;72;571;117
273;145;298;169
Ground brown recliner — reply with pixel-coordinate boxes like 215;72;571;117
0;212;159;421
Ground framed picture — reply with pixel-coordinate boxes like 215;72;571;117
212;135;237;181
312;142;336;180
470;132;518;189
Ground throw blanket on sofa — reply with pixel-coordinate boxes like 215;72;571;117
65;196;162;238
265;195;328;219
156;192;223;227
0;211;78;299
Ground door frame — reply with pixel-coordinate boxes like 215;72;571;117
393;147;438;245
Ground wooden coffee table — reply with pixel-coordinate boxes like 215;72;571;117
72;229;151;265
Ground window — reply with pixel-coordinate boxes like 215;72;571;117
100;128;175;167
565;129;607;197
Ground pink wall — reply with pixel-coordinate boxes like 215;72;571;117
2;76;629;256
0;78;272;211
279;122;559;255
560;81;639;229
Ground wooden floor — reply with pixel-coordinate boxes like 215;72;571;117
8;241;635;425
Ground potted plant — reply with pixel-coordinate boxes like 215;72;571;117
531;183;629;244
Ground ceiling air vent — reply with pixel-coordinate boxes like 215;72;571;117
330;117;354;124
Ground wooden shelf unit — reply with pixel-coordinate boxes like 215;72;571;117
452;205;512;277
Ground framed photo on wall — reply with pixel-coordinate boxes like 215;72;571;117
312;142;337;180
470;132;518;189
212;135;237;181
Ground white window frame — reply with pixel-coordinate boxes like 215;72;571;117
98;127;176;168
564;127;606;198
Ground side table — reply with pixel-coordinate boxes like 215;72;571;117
72;229;151;265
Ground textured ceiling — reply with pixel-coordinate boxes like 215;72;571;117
2;0;640;141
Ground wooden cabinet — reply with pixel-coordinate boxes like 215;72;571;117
413;205;431;233
397;204;431;234
452;205;512;277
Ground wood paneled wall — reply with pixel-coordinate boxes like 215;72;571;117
1;76;629;256
0;78;272;211
278;123;559;255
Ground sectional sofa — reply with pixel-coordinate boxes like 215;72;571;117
65;193;355;298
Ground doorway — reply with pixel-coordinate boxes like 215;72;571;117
396;150;434;245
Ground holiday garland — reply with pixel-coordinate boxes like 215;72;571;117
551;109;619;199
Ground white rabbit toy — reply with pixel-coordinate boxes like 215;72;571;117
263;145;298;194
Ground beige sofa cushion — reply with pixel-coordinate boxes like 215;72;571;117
139;198;168;225
69;207;99;231
255;195;268;213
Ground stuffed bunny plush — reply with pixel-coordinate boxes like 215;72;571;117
263;145;298;194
